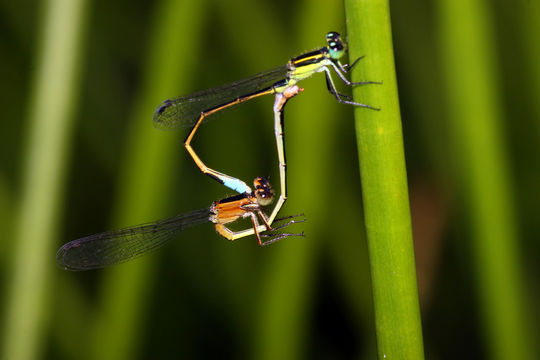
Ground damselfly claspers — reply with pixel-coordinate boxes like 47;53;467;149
153;31;378;226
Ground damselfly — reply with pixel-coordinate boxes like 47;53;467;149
153;31;378;226
56;177;304;271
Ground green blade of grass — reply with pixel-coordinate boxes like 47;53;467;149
251;3;352;359
344;1;425;359
517;1;540;136
0;0;88;359
437;0;537;359
87;1;206;360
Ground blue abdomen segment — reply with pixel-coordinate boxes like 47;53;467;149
223;177;251;194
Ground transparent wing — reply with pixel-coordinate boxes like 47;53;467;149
56;208;212;271
153;65;289;129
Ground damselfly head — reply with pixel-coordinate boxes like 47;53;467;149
326;31;346;60
253;177;274;206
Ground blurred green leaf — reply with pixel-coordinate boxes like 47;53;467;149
1;0;89;359
437;0;537;359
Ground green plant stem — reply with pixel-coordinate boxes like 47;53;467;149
0;0;88;359
437;1;536;359
344;1;425;359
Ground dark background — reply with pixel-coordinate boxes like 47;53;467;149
0;0;538;359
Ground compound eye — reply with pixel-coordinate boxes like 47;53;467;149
326;31;341;43
253;177;274;206
326;32;345;59
255;188;274;206
253;177;270;189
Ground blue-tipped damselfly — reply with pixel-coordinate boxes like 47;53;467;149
56;177;304;271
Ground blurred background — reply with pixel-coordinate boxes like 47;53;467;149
0;0;538;359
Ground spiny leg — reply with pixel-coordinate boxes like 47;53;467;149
339;56;365;73
260;230;305;246
214;211;304;246
270;214;306;232
325;75;354;101
257;209;305;246
329;61;382;87
250;213;265;246
274;212;306;223
323;68;380;110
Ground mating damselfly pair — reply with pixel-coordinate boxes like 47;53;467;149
56;32;378;271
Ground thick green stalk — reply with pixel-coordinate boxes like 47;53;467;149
437;1;536;359
344;1;425;359
0;0;88;359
